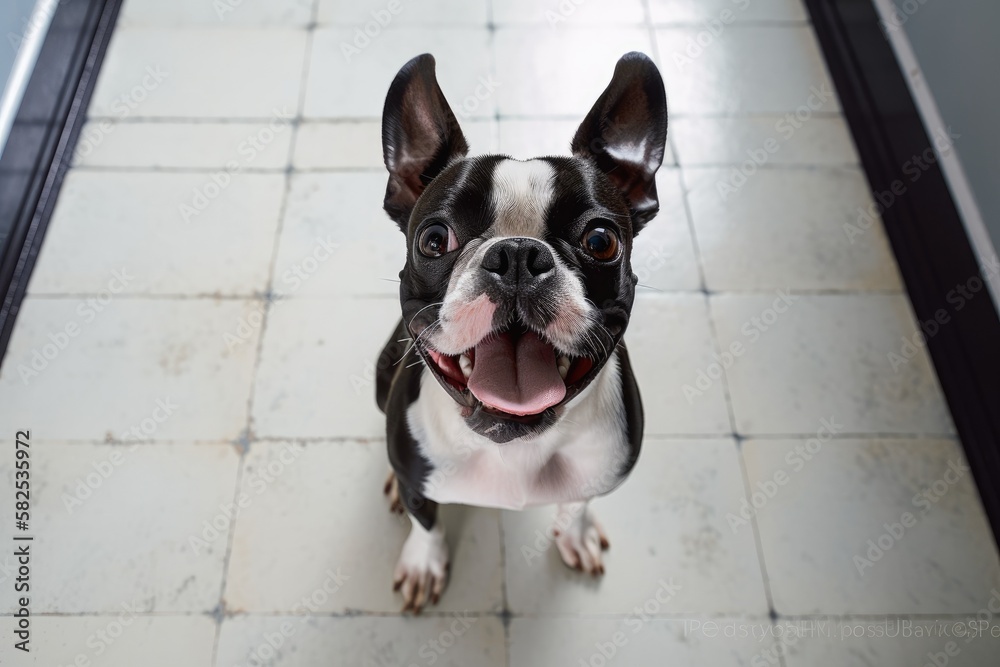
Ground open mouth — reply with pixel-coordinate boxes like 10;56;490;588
421;319;595;419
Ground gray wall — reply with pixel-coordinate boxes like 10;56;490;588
891;0;1000;256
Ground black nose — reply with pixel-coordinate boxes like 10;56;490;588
481;237;555;290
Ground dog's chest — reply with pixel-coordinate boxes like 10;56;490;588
407;352;631;510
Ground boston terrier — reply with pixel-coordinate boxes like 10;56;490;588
375;51;667;612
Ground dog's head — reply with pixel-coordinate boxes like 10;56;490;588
381;52;667;443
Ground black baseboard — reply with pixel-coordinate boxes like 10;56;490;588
0;0;123;361
805;0;1000;543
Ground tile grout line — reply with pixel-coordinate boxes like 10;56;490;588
208;2;320;664
643;4;782;660
666;70;784;633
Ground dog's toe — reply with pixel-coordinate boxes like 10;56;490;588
383;469;405;514
553;504;608;576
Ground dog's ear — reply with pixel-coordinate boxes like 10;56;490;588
571;52;668;234
381;54;469;232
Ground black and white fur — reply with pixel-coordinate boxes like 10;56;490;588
375;52;668;612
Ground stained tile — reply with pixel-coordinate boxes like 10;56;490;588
0;298;262;441
684;167;902;290
744;438;1000;614
655;26;838;114
224;441;504;613
0;443;238;612
305;27;494;119
90;28;307;118
710;294;954;435
217;614;506;666
503;439;769;614
29;171;285;296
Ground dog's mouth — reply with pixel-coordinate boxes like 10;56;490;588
420;319;595;419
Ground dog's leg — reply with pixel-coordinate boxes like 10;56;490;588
552;500;610;576
393;481;449;613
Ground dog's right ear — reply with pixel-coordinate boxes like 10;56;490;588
381;54;469;232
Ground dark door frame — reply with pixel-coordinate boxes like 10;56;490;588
0;0;123;358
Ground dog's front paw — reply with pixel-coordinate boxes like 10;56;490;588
383;469;404;515
553;502;609;576
393;521;449;613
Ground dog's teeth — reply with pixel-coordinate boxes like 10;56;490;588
459;353;473;378
557;355;570;380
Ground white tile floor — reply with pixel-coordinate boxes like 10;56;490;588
1;0;999;665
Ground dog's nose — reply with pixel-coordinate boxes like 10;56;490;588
481;237;555;290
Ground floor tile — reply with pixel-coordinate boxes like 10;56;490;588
217;615;506;667
631;169;701;291
655;26;838;114
224;441;504;613
317;0;489;25
503;439;769;614
625;295;732;435
28;171;285;296
0;298;261;441
0;443;238;612
492;0;646;26
272;172;403;297
73;120;293;169
90;28;308;118
648;0;808;23
684;167;902;291
304;27;494;119
494;27;653;116
118;0;314;27
510;617;778;667
0;615;215;666
251;298;401;438
293;119;495;169
780;619;1000;667
497;117;676;165
744;438;1000;614
671;116;857;166
710;294;954;435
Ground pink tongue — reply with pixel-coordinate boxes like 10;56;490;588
467;331;566;416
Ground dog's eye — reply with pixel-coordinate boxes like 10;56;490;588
581;225;620;261
417;222;457;258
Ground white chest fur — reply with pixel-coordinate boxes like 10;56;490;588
406;351;632;510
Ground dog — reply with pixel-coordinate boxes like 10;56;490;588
375;51;667;612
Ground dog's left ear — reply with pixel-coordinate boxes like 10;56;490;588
382;53;469;232
571;52;668;234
